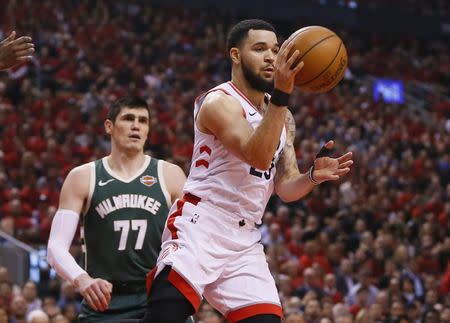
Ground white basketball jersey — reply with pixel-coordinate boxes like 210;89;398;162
183;81;287;224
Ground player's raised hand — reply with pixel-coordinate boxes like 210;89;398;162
0;31;34;71
311;140;353;184
74;273;113;312
273;40;304;94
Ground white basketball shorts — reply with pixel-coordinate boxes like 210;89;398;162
147;193;282;322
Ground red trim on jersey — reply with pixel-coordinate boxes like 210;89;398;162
199;145;212;155
195;159;209;169
166;200;185;239
227;81;259;113
145;267;157;296
227;303;283;322
168;268;201;311
183;193;201;205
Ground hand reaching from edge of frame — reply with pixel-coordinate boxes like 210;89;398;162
0;31;34;71
311;140;353;184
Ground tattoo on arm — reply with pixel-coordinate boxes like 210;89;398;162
275;111;300;183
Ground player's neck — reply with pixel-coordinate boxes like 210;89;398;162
230;77;265;113
106;150;146;177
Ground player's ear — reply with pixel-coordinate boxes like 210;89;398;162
229;47;240;64
104;119;113;134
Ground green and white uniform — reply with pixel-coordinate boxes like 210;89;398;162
79;155;170;322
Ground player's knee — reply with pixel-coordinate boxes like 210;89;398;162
237;314;281;323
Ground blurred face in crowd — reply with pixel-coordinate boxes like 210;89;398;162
232;29;278;92
369;302;382;320
407;301;421;321
63;303;77;322
0;282;12;299
285;312;304;323
441;307;450;323
424;310;440;323
11;295;27;319
51;314;69;323
22;281;38;302
324;273;336;289
425;290;438;306
304;299;321;320
335;316;353;323
105;107;150;154
390;301;404;318
0;308;7;323
340;259;352;275
0;267;9;283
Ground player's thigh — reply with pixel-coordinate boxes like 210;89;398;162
203;243;282;322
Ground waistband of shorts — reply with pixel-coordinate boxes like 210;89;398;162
183;193;256;230
111;280;147;294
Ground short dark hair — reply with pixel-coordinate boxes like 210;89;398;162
108;96;150;122
226;19;276;52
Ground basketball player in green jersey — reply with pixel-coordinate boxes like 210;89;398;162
47;97;187;322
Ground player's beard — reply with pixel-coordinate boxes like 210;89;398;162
241;59;274;93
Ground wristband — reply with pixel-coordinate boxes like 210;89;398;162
270;88;290;107
308;165;320;185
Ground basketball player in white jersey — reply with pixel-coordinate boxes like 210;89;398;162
136;19;353;323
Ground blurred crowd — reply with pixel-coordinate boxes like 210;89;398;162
309;0;450;16
0;0;449;322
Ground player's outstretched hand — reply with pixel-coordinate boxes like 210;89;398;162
311;140;353;184
74;273;113;312
273;40;304;94
0;31;34;71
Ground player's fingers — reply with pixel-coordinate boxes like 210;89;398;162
15;48;35;57
12;36;32;44
337;152;353;163
285;49;300;68
84;292;99;311
1;31;16;43
104;281;113;293
334;168;350;177
339;160;353;169
99;282;112;304
17;56;33;62
324;140;334;149
292;60;304;74
12;42;34;51
278;40;295;60
91;284;108;311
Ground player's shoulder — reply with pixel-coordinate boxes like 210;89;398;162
160;160;185;177
203;89;239;108
66;161;94;179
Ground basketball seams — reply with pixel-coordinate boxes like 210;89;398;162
298;41;343;87
295;34;336;67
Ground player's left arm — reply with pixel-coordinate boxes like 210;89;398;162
274;111;353;202
162;161;187;206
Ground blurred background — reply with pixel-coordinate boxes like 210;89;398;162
0;0;449;322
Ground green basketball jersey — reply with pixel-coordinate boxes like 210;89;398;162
81;155;170;283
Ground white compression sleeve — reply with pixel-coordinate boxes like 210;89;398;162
47;209;87;283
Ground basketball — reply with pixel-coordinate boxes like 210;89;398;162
286;26;348;94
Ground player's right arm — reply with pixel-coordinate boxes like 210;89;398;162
196;41;303;170
47;164;112;312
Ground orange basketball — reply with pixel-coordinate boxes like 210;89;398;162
286;26;348;94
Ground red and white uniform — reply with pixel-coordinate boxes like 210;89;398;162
185;81;286;224
150;81;286;322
